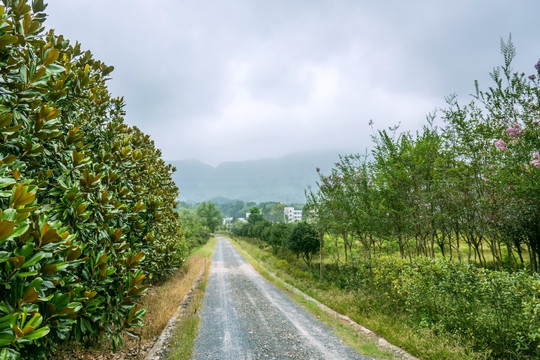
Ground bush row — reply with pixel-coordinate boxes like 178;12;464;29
231;208;319;267
0;2;184;358
326;257;540;359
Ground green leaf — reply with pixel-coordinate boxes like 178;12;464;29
0;251;9;263
21;326;49;340
0;331;15;347
25;278;43;293
18;242;33;259
51;293;70;310
45;64;65;75
1;209;16;221
9;224;29;239
0;313;17;329
20;65;28;84
0;34;18;46
32;0;47;13
0;347;20;360
25;313;42;329
21;252;45;268
0;178;15;189
15;271;38;277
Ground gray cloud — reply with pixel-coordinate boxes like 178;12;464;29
44;0;540;165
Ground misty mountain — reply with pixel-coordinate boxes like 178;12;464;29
168;152;340;203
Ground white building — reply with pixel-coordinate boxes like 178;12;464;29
284;207;302;223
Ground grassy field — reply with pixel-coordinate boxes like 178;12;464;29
229;235;489;360
322;233;530;271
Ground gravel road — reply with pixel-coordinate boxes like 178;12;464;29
191;237;372;360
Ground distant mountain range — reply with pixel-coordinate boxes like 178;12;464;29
168;151;341;204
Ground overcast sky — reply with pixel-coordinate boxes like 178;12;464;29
44;1;539;166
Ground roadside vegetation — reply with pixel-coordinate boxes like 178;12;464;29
230;235;484;360
0;2;190;358
138;237;215;344
166;238;215;360
232;38;540;360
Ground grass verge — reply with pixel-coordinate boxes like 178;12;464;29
229;235;488;360
167;269;209;359
138;237;217;342
227;236;397;360
164;238;216;359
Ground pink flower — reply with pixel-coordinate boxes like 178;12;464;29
531;154;540;169
386;212;389;216
355;173;362;179
494;139;509;151
369;119;374;126
490;165;495;169
316;167;320;173
506;123;523;138
533;120;539;125
482;177;489;182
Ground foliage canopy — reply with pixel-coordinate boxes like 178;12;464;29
0;1;184;357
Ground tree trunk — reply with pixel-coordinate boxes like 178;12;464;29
398;233;404;259
333;235;340;263
343;232;349;263
319;232;324;279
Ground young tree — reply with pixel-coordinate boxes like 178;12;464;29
178;208;209;248
196;201;223;232
285;222;320;267
247;206;265;224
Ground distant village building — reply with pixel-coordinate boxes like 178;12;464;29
284;207;302;223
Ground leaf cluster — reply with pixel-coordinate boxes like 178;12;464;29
0;1;185;357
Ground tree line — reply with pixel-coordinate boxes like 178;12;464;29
232;207;319;266
306;37;540;272
180;199;303;223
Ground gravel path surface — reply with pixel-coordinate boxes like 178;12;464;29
192;237;372;360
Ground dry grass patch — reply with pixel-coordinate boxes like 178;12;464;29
140;236;217;341
139;255;209;341
167;264;210;360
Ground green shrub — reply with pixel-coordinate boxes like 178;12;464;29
0;1;185;358
327;257;540;359
275;259;289;270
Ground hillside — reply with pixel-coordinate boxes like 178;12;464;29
169;151;340;203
